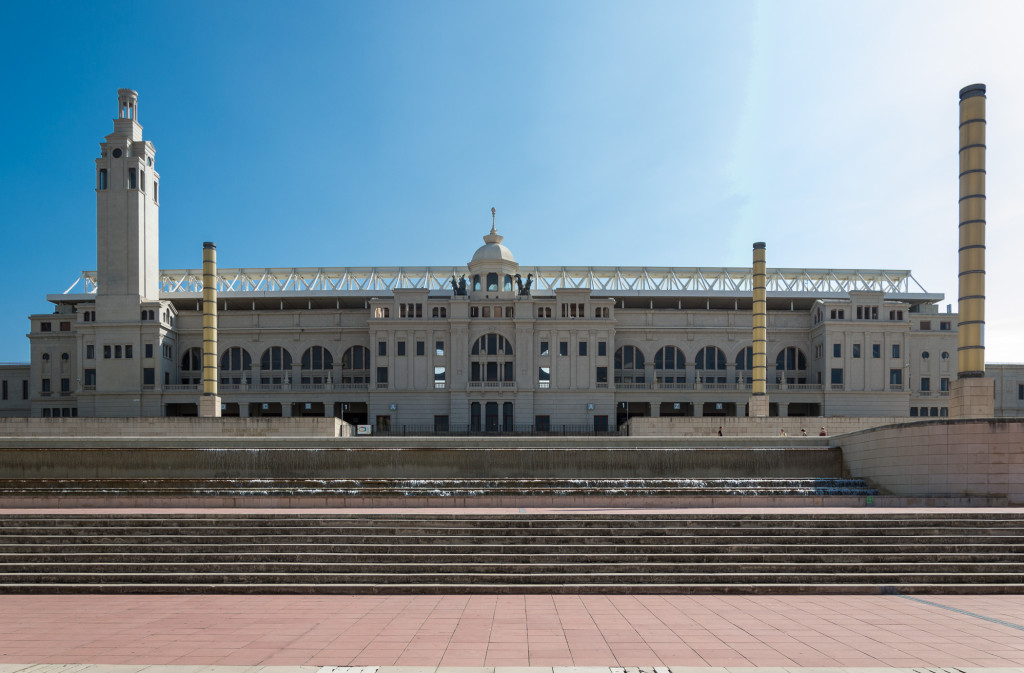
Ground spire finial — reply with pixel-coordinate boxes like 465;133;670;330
483;206;503;245
490;207;496;234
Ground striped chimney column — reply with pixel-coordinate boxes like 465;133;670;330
202;242;219;399
958;84;986;379
752;242;768;398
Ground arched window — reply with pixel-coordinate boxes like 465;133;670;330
614;345;646;384
259;347;293;384
695;346;727;383
654;346;686;385
220;347;252;384
775;346;808;384
486;273;498;291
504;275;513;292
300;346;334;384
473;275;482;292
340;345;371;384
470;333;514;382
181;347;203;385
735;346;754;384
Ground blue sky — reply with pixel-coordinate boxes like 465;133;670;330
1;0;1023;362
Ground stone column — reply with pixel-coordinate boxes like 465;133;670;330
198;242;221;417
748;242;770;417
951;83;994;417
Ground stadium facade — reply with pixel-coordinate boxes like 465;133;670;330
1;89;1022;426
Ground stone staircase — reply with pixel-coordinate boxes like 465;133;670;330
0;512;1022;594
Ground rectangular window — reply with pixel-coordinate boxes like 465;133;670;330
143;368;155;385
128;168;137;190
84;369;96;386
853;344;861;359
538;367;551;388
104;345;111;359
60;322;70;332
596;366;608;383
114;345;122;359
921;377;930;392
920;321;931;331
22;380;28;400
594;415;609;432
535;415;550;432
598;341;607;357
940;321;951;331
396;341;406;356
434;415;449;432
41;378;51;393
540;341;549;356
833;343;841;358
376;367;388;384
910;407;918;417
98;169;107;190
890;369;903;385
41;322;51;332
1;380;6;400
140;169;145;192
434;366;446;388
378;341;387;356
872;344;880;358
124;345;132;359
1019;384;1024;401
86;345;94;359
579;341;588;356
435;341;445;356
941;377;950;392
154;181;158;202
830;368;843;385
559;341;568;357
416;341;425;356
892;344;901;358
60;378;70;393
145;343;153;358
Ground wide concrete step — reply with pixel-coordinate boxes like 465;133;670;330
4;551;1021;562
2;561;1022;574
2;570;1023;585
1;582;1022;595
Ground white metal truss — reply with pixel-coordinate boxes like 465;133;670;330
60;265;930;297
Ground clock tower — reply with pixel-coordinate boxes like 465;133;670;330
95;88;160;320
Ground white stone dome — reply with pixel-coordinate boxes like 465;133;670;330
471;226;516;263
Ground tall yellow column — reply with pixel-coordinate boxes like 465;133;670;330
951;83;994;418
199;241;221;417
749;242;769;417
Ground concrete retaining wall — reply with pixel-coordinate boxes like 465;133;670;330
0;417;350;438
837;418;1024;504
629;416;905;437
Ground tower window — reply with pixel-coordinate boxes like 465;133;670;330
98;169;107;190
140;170;146;192
128;168;137;190
154;182;158;202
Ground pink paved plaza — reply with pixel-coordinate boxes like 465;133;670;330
1;594;1023;667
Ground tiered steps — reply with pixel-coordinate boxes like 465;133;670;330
1;512;1022;594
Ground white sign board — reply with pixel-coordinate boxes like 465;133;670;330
356;425;373;436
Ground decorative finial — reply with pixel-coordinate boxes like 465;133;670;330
483;206;503;245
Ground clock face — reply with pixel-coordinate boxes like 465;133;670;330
112;148;123;158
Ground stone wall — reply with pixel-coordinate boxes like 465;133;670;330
628;416;905;437
0;417;350;438
837;418;1024;503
